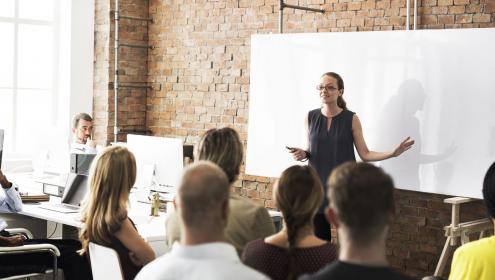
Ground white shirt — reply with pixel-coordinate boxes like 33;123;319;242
0;184;23;230
135;242;269;280
70;143;98;154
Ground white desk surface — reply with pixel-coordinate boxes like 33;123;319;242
11;173;169;243
10;172;282;253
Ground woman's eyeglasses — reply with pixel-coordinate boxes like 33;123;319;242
316;84;339;92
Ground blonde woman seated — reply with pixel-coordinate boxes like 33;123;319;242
79;146;155;280
166;127;275;254
242;165;337;280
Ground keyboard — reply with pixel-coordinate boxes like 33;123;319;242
39;203;80;214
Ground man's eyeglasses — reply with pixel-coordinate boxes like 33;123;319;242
316;84;339;92
78;126;93;133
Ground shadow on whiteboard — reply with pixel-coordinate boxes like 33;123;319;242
377;79;456;191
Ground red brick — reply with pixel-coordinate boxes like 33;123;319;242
455;13;473;23
486;2;495;13
422;15;438;24
449;5;466;14
438;14;455;24
348;2;362;10
337;18;351;27
423;0;437;6
374;17;390;25
465;4;482;13
391;0;405;8
473;13;491;22
362;0;376;10
432;6;448;14
438;0;454;5
376;0;391;9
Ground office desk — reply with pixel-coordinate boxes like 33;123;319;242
10;173;170;256
9;173;283;257
17;199;169;256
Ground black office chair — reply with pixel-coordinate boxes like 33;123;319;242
0;228;60;280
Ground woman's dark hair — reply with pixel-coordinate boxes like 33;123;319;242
275;165;323;280
322;72;347;110
482;161;495;219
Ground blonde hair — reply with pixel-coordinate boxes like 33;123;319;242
79;146;136;254
196;127;243;184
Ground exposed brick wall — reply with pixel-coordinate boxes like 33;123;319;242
93;0;149;144
93;0;495;277
93;0;112;145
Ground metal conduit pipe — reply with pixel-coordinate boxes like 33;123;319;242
278;0;324;34
406;0;410;30
113;0;119;144
414;0;418;30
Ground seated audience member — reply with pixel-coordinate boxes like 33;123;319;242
0;169;22;214
71;112;98;154
136;161;268;280
448;161;495;280
79;146;155;280
242;165;337;280
0;170;90;279
165;127;275;254
300;162;415;280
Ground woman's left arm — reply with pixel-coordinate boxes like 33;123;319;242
352;115;414;162
115;218;156;266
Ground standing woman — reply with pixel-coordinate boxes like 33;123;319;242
289;72;414;240
79;146;155;280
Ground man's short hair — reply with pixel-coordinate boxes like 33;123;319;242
73;113;93;129
178;161;230;228
483;161;495;219
327;162;395;246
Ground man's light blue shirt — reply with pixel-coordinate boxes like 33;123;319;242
0;184;23;230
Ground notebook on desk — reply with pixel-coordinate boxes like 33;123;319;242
39;173;88;213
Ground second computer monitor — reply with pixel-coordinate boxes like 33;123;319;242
126;134;183;189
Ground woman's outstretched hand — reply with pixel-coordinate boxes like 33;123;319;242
392;137;415;157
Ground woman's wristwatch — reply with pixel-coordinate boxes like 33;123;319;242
300;151;310;162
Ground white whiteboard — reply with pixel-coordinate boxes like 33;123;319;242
246;28;495;199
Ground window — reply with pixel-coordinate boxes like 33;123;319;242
0;0;94;171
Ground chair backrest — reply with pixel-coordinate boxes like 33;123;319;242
89;242;124;280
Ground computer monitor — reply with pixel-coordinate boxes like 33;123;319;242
61;173;88;207
126;134;183;190
70;153;96;175
0;129;4;169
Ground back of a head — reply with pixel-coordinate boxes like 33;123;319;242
178;161;230;230
277;165;323;280
276;165;323;238
483;161;495;220
327;162;395;246
196;127;243;184
80;146;136;252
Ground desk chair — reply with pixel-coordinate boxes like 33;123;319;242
0;228;60;280
88;242;123;280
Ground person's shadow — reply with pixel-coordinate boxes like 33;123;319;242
377;79;456;190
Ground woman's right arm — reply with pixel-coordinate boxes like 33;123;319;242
115;218;155;266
